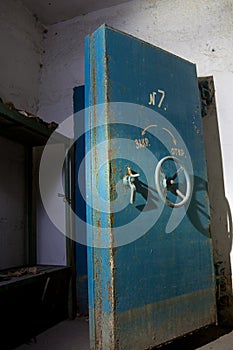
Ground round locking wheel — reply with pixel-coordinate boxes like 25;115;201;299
155;156;191;208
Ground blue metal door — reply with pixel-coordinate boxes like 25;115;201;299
84;25;216;349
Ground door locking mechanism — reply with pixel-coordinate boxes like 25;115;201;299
155;156;191;208
123;166;140;204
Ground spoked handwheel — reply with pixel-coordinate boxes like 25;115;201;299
155;156;191;208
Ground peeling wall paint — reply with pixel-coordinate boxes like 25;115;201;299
0;0;44;113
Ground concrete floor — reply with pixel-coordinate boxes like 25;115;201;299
15;318;233;350
198;332;233;350
16;318;90;350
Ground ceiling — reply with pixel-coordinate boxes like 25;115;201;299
21;0;129;25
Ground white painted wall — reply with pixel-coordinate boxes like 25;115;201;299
35;146;67;266
0;0;44;113
38;0;233;253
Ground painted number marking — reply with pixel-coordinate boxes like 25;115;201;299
135;138;150;149
171;148;185;157
148;89;165;108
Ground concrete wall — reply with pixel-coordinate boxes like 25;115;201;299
0;0;44;113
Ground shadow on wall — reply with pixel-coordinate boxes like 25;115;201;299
199;76;233;325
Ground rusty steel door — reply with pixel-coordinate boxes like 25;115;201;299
84;25;216;349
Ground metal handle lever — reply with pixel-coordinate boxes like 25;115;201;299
123;167;140;204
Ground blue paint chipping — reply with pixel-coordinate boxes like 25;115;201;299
83;25;216;349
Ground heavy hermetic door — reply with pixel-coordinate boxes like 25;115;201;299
85;25;216;349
